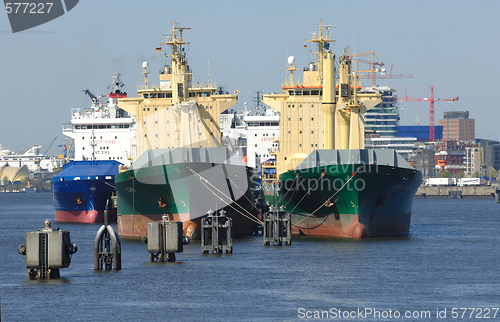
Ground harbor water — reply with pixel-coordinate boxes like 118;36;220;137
1;192;499;321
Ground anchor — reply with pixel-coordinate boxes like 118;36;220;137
94;199;121;270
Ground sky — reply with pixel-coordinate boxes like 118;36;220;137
1;0;499;155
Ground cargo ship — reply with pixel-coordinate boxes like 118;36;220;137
52;72;135;223
114;22;258;239
261;21;422;238
52;160;122;223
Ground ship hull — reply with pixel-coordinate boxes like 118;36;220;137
52;161;121;224
115;162;258;239
272;162;422;238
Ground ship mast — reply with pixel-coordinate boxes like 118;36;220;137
307;20;336;84
160;21;192;105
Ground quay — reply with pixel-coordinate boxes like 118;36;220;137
415;185;499;199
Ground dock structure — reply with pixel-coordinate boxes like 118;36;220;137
415;185;499;199
143;216;188;262
94;200;121;270
19;219;77;279
201;210;232;254
263;206;291;246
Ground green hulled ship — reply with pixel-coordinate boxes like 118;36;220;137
115;22;259;239
261;22;422;238
115;147;257;239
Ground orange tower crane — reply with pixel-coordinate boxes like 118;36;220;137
397;86;459;142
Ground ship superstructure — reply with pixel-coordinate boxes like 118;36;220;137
62;72;136;166
117;22;239;156
262;22;382;176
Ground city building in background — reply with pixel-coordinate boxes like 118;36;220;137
438;111;475;141
363;86;399;137
398;125;443;142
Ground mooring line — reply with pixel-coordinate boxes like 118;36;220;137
189;168;263;225
292;168;361;228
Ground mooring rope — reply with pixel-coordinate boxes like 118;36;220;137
287;174;323;214
189;168;263;225
292;167;361;228
223;172;263;216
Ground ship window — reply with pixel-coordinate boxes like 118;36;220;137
75;126;80;129
143;108;146;111
299;118;302;121
125;125;129;128
82;147;85;150
299;131;302;134
147;108;150;111
143;94;149;98
82;137;84;139
311;105;314;108
158;93;165;98
303;91;310;96
311;118;314;121
311;131;314;134
115;136;117;139
288;118;291;121
284;157;287;160
312;90;319;95
150;93;157;98
155;108;157;111
166;93;172;98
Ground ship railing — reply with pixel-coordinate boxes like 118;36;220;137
137;81;217;92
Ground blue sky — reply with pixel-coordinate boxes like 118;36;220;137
1;0;498;154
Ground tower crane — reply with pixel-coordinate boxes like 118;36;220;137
397;86;459;142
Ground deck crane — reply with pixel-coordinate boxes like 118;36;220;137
346;49;380;87
397;86;459;142
346;48;413;86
